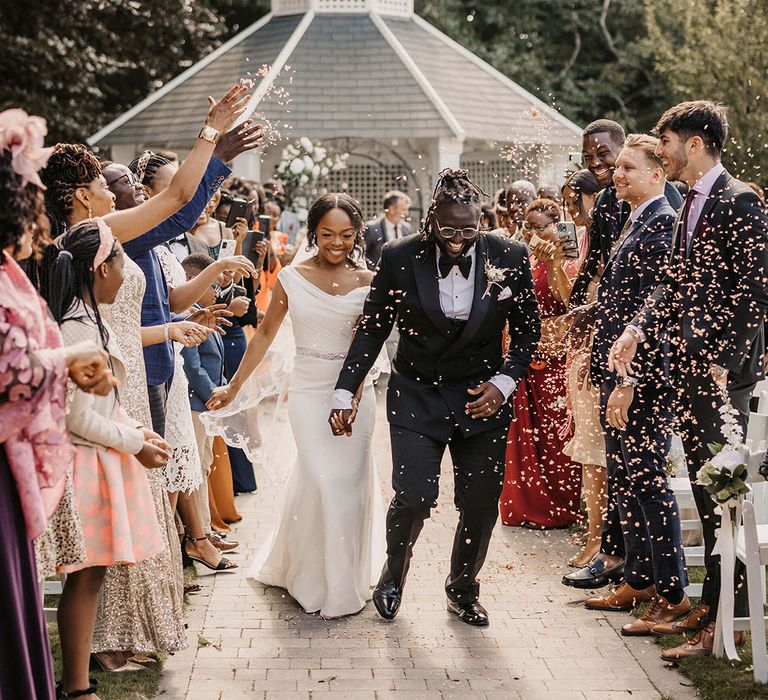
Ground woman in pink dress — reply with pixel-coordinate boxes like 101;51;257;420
501;198;582;529
0;109;114;700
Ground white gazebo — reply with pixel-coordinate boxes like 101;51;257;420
89;0;582;217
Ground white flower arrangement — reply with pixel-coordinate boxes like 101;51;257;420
482;262;511;298
696;395;751;506
275;137;349;222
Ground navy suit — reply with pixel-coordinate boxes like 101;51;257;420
633;170;768;619
181;320;225;413
592;196;687;595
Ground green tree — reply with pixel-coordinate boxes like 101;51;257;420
0;0;267;145
645;0;767;180
416;0;673;133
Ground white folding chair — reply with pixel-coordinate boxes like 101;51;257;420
41;576;64;623
734;499;768;683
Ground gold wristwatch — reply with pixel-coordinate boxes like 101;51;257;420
198;125;221;145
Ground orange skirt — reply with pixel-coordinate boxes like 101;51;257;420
61;445;164;572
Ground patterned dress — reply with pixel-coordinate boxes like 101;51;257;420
92;255;187;654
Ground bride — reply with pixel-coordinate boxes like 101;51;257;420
205;193;385;618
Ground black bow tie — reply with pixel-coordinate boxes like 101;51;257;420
438;254;472;279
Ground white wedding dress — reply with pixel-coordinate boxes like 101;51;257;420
205;264;386;618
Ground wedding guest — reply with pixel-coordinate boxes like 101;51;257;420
40;220;169;700
38;91;259;669
490;188;509;236
501;199;581;529
538;182;563;204
565;118;683;590
560;169;607;567
264;180;301;244
504;180;536;241
181;252;239;571
363;190;413;269
580;135;688;627
610;101;768;659
0;108;113;700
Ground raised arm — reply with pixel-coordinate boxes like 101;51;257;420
168;256;256;313
205;280;289;410
103;85;250;244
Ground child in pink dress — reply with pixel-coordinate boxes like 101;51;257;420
41;219;170;699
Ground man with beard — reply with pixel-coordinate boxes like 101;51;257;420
610;101;768;659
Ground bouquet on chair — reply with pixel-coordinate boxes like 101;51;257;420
696;397;751;506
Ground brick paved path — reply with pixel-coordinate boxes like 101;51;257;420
160;388;697;700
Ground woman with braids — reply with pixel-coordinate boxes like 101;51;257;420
39;219;171;700
500;198;582;531
0;109;113;700
330;169;540;627
203;193;386;618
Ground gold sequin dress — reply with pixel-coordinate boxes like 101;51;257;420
92;255;187;653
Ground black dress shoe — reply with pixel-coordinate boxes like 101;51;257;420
447;599;489;627
372;582;402;620
562;558;624;589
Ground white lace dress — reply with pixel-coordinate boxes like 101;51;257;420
155;245;203;493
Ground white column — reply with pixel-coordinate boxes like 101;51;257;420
430;136;464;178
110;144;139;166
232;150;262;181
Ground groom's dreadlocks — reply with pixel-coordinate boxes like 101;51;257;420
422;168;488;242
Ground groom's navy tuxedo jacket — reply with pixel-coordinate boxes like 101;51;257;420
336;232;541;442
591;196;676;387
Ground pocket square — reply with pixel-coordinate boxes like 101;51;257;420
498;287;513;301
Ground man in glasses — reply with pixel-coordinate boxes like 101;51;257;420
331;169;540;627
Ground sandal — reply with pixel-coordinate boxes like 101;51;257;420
183;535;238;572
56;679;98;698
209;532;239;552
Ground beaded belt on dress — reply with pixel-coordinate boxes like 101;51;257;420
296;347;346;361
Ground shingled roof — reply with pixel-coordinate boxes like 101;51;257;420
89;8;581;148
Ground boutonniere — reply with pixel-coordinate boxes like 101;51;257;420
483;261;511;298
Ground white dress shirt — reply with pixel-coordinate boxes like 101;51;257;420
384;217;401;242
629;193;666;226
331;242;516;409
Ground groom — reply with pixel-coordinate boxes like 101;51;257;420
330;169;540;626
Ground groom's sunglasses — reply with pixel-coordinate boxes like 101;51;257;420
434;217;482;240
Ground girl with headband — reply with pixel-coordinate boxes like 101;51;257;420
39;218;172;700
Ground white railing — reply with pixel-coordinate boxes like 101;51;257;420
272;0;413;16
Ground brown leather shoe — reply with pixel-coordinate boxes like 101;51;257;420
660;621;746;660
621;594;691;636
584;583;655;611
651;601;709;636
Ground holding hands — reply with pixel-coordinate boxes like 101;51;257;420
65;342;116;396
465;382;505;419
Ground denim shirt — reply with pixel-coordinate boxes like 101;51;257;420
122;157;230;386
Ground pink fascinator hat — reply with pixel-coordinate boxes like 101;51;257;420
0;108;54;189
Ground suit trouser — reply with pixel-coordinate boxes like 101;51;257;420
676;356;750;619
192;411;215;535
382;423;507;605
600;381;688;596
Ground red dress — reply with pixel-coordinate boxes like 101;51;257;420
500;261;581;528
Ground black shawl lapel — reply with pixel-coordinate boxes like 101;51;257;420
413;242;454;336
444;234;492;356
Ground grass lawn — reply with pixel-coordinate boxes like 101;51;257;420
649;566;768;700
47;625;164;700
